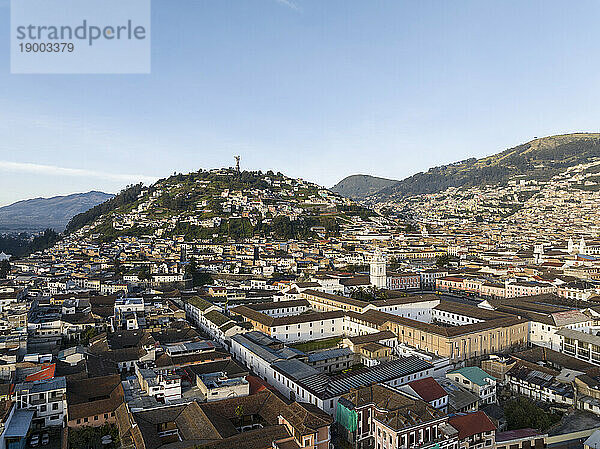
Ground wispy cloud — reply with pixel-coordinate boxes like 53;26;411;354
274;0;300;12
0;161;158;184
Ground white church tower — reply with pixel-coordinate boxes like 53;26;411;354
579;237;587;255
370;248;387;289
568;237;574;253
533;244;544;264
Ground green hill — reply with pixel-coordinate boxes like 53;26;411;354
66;168;374;243
374;133;600;201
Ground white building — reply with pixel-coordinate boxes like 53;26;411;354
528;310;592;351
504;281;556;298
14;377;67;429
420;269;449;290
135;364;182;403
505;364;574;406
231;331;434;416
370;249;387;289
447;366;497;405
558;328;600;366
196;372;249;402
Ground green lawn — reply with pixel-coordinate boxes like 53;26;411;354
68;424;120;449
291;336;342;353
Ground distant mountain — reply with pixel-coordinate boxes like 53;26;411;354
0;191;114;233
331;174;398;200
372;133;600;202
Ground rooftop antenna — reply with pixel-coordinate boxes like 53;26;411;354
234;155;241;173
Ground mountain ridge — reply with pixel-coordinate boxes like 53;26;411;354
331;174;398;200
371;132;600;202
0;191;114;233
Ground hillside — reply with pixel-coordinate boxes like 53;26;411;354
67;168;374;243
331;174;398;200
0;191;114;233
372;133;600;202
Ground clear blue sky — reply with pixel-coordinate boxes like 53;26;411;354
1;0;600;205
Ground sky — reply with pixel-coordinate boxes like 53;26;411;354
1;0;600;206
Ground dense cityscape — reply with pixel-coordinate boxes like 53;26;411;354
3;2;600;448
1;148;600;449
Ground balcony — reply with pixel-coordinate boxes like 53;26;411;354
28;397;48;406
577;347;590;360
562;344;576;356
27;395;65;406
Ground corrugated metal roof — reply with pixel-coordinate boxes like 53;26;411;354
307;347;352;363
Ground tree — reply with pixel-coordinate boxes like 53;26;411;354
138;267;151;281
65;183;143;234
350;286;389;301
80;327;98;345
504;397;561;431
344;264;368;273
185;260;212;287
271;216;295;239
27;229;60;254
114;258;123;275
0;260;9;279
435;254;452;268
68;423;120;449
404;223;418;233
0;230;60;259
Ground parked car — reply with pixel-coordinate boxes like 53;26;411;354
30;434;39;447
41;433;50;445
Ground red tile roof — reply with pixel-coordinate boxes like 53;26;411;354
247;375;277;395
408;377;447;402
448;411;496;439
25;364;55;382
